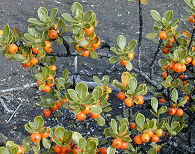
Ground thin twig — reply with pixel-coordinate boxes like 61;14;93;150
6;104;22;123
0;98;14;113
188;26;195;52
137;0;143;70
149;39;163;79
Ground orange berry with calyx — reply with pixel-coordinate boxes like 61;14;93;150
90;112;100;119
49;65;57;71
160;97;166;103
92;37;101;49
43;109;51;117
120;57;128;66
30;133;41;142
53;145;61;153
169;108;176;115
162;72;167;79
17;145;25;154
134;135;143;145
179;75;186;80
83;104;91;114
75;45;82;52
47;75;55;87
135;95;144;105
141;133;150;143
159;31;167;40
169;38;175;44
99;147;107;154
82;50;90;57
49;29;58;40
76;112;87;121
185;56;193;64
130;122;137;129
151;134;160;142
30;58;39;65
124;98;134;107
128;52;134;60
176;108;184;117
184;95;190;101
192;59;195;66
146;129;154;137
162;47;169;54
9;44;18;54
189;15;195;23
84;25;95;35
117;92;126;100
42;84;51;93
120;141;128;150
112;138;122;149
32;46;40;54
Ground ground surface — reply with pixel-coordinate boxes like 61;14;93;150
0;0;194;153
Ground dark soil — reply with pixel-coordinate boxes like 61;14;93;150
0;0;194;153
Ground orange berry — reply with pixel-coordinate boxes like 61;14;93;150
49;65;57;71
32;46;40;54
99;147;107;154
173;63;182;72
192;59;195;66
42;84;51;93
75;45;82;52
169;38;175;44
53;145;61;153
179;75;186;80
130;122;137;129
185;57;193;64
189;15;195;23
82;50;90;57
49;29;58;39
90;112;100;119
124;98;134;107
30;133;41;143
76;112;87;121
40;129;50;138
84;25;95;35
83;104;91;114
117;92;126;100
128;52;134;61
160;97;166;103
120;141;128;150
112;138;122;149
30;58;39;65
169;108;176;116
184;95;190;101
159;31;167;40
162;72;167;79
151;134;160;142
17;145;25;154
92;37;101;49
168;63;175;70
134;135;143;145
146;129;154;137
141;133;150;143
43;109;51;117
135;95;144;105
9;44;18;54
162;47;169;54
120;57;128;66
176;108;184;117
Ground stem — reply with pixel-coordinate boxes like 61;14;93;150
137;0;143;70
149;39;163;79
188;25;195;52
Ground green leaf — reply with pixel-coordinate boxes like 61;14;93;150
79;138;87;150
110;47;120;55
148;148;157;154
42;138;51;149
54;126;65;138
71;2;83;15
90;51;98;59
0;147;10;154
72;132;82;145
61;13;77;23
97;115;105;126
14;54;26;61
119;123;128;134
146;33;157;39
107;146;116;154
50;8;58;20
67;89;79;101
91;105;102;114
128;40;137;51
125;62;133;71
178;97;187;106
171;88;178;103
75;82;88;99
38;7;48;22
57;37;63;45
87;140;97;152
150;10;161;21
109;56;118;64
163;10;173;22
151;97;158;113
28;18;43;25
93;76;102;86
127;77;137;94
135;113;145;130
117;35;126;50
158;106;167;115
135;84;147;95
110;119;118;134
